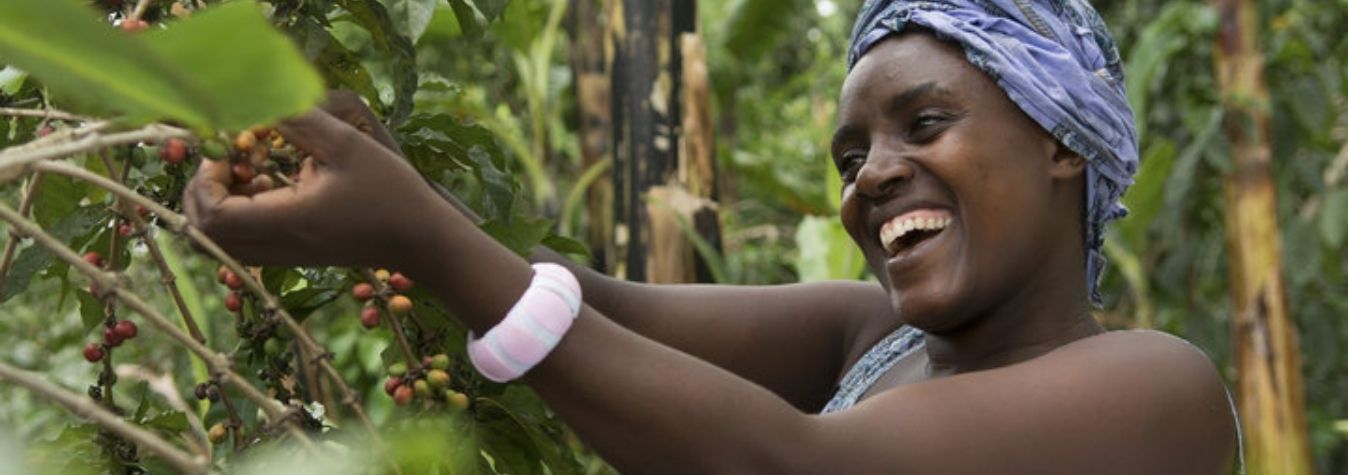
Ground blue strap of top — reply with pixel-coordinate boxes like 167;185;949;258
821;325;926;414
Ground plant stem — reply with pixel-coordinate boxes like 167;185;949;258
27;161;386;461
0;107;91;122
0;124;191;183
0;201;315;450
0;362;211;475
0;172;44;289
361;269;419;367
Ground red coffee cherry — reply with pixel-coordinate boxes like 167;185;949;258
384;377;402;396
82;251;104;268
223;270;244;290
388;273;413;293
83;343;104;363
160;138;187;165
119;19;148;33
224;292;243;312
103;327;125;347
113;320;138;339
359;307;381;329
117;223;134;238
231;163;255;185
351;283;375;302
393;385;414;406
36;125;54;137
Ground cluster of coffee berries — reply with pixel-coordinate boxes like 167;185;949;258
217;265;246;312
82;319;139;363
115;205;150;239
383;354;469;409
353;270;415;330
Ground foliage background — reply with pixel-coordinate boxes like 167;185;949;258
0;0;1345;473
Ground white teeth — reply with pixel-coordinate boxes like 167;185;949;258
879;215;952;253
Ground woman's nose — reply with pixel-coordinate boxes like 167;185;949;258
855;151;916;200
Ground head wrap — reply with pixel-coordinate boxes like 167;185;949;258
847;0;1138;306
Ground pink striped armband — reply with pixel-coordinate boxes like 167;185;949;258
467;263;582;382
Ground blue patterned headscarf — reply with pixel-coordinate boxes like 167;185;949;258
848;0;1138;306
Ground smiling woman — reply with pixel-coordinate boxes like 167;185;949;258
183;0;1240;473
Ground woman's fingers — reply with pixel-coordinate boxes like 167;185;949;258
184;158;307;265
318;90;403;154
275;108;381;168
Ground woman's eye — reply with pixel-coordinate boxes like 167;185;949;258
838;154;865;181
909;112;949;141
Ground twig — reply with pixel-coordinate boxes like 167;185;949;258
0;107;93;122
0;124;191;183
130;0;154;21
0;201;315;450
361;269;419;367
98;151;208;343
0;362;211;474
0;172;44;288
26;161;384;461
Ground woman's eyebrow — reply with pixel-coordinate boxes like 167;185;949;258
885;81;951;116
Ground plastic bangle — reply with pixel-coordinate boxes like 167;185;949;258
467;263;582;382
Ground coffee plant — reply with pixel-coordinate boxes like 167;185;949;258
0;0;594;473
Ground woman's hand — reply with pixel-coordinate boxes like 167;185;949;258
182;93;445;270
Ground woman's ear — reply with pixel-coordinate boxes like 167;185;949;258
1048;143;1087;180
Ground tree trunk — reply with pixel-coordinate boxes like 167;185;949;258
570;0;616;273
1212;0;1314;473
610;0;720;283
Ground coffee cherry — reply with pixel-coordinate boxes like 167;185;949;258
384;377;401;396
446;391;469;410
388;273;413;293
387;363;407;378
393;385;414;406
414;379;432;398
216;265;230;284
231;162;255;185
359;307;380;329
202;140;228;159
119;19;149;33
206;386;220;402
374;269;391;282
83;343;104;363
223;269;244;290
224;292;242;312
207;423;228;444
82;251;104;268
264;338;284;356
422;355;433;368
234;131;257;152
427;369;450;389
388;295;413;315
117;222;134;238
194;383;209;401
430;354;451;370
351;283;375;301
136;205;148;219
113;320;138;339
159;138;187;165
250;127;273;141
37;125;54;137
103;327;124;347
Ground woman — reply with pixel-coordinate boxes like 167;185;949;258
184;0;1239;472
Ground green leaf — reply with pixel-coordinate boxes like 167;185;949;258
793;214;865;282
142;1;325;130
142;411;191;432
447;0;485;39
541;234;590;258
1319;189;1348;248
0;0;209;126
380;0;439;44
334;0;418;125
0;66;26;95
0;1;322;131
0;206;103;305
720;0;812;61
481;216;552;256
1119;139;1176;249
76;290;104;332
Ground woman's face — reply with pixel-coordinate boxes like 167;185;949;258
833;32;1084;330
